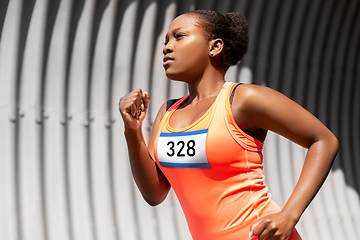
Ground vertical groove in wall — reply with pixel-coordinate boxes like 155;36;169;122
39;2;62;240
39;114;48;240
329;0;350;183
250;0;273;86
63;1;86;240
282;0;310;99
302;0;327;114
129;0;148;92
85;127;97;240
0;0;10;41
338;0;360;194
353;44;360;196
348;5;360;193
350;1;360;195
13;113;21;240
63;122;73;240
317;0;337;125
86;1;113;240
13;1;37;239
106;1;128;239
127;1;143;238
252;0;280;85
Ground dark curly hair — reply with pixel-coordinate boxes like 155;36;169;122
187;10;249;71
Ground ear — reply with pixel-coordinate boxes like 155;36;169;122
209;38;224;57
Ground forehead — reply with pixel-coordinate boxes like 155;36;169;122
167;14;201;33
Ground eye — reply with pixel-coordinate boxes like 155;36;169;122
175;33;186;39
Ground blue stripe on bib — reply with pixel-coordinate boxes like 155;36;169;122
160;129;208;137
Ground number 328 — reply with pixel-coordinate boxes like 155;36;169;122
166;140;196;157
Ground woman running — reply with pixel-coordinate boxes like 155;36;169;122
119;10;339;240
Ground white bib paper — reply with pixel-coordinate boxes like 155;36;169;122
157;129;209;168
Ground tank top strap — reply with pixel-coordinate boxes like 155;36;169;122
211;82;237;114
168;95;189;111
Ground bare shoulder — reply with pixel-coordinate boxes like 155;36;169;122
231;84;287;116
231;83;307;131
233;84;285;104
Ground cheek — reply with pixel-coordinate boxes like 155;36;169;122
185;42;208;59
178;43;209;68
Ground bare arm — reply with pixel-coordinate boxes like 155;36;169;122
232;85;339;240
119;89;170;206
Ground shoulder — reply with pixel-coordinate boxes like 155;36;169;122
231;83;297;130
234;83;278;95
232;83;281;110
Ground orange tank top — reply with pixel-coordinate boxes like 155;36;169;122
154;82;301;240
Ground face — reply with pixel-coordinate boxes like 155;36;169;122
163;14;211;81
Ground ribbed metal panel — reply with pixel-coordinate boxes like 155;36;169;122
0;0;359;240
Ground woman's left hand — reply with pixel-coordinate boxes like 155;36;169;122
249;211;296;240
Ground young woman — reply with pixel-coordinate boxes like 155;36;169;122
119;10;339;240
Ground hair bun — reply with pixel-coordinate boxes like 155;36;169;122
225;12;249;66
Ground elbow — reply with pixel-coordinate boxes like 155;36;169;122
144;192;168;207
331;134;340;155
329;134;339;167
315;129;339;153
322;131;339;162
146;198;163;207
142;183;170;207
326;129;339;152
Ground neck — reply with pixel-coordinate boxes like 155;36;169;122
187;70;225;102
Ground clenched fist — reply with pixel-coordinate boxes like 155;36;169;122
119;89;151;131
249;211;296;240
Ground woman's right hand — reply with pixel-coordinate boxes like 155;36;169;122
119;89;151;131
119;90;170;206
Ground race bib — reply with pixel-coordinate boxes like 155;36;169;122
157;129;209;168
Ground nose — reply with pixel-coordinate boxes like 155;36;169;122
163;43;174;55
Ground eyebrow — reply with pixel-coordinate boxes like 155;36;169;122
165;27;183;39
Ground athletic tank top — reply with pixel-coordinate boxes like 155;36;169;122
154;82;301;240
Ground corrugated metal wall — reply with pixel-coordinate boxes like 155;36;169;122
0;0;359;240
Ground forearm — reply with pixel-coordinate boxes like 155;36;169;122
281;134;339;223
125;128;170;206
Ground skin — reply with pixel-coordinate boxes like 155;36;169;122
119;13;339;240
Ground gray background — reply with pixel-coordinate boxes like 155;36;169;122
0;0;359;239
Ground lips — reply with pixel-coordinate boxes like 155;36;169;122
163;56;174;66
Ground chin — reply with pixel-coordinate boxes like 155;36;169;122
166;75;188;83
165;69;195;83
165;71;183;81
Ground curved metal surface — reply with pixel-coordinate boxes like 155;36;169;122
0;0;359;240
